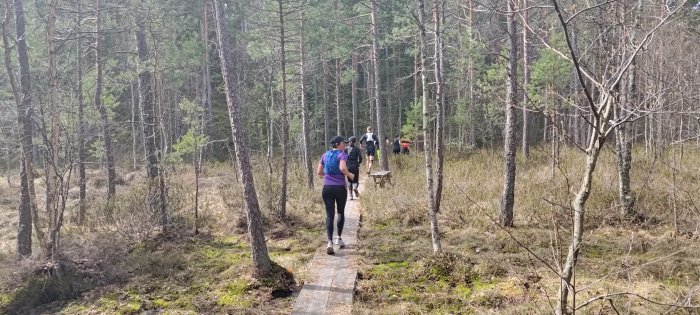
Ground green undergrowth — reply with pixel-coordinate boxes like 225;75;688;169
354;148;700;314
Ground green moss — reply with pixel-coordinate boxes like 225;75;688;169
454;284;472;299
369;261;410;278
151;298;170;308
0;292;11;306
216;279;251;307
123;299;142;313
398;286;418;302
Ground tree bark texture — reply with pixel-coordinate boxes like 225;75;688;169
370;0;389;171
521;0;530;158
499;0;517;227
416;0;442;254
94;0;117;198
433;0;445;213
277;0;289;219
352;52;358;137
4;0;40;257
300;10;313;189
137;22;159;179
214;0;272;277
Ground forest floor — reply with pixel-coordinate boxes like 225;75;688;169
0;162;327;314
0;147;698;314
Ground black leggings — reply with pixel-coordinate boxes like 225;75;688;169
322;185;347;241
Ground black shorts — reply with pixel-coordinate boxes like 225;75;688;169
348;166;360;184
365;146;376;156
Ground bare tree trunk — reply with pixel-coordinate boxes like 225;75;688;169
137;22;159;180
370;0;389;171
94;0;116;199
2;0;38;257
323;61;330;143
336;58;341;135
352;52;358;137
499;0;518;227
76;24;87;226
277;0;289;220
214;0;272;277
300;9;313;189
45;0;62;259
616;0;643;218
521;0;530;158
416;0;441;254
433;0;445;213
201;2;213;133
136;7;168;230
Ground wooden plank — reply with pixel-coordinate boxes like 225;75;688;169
291;179;363;314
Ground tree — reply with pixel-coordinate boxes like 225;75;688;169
276;0;289;220
499;0;518;227
300;6;313;189
94;0;117;199
548;0;688;312
521;0;530;158
2;0;39;258
370;0;389;172
415;0;441;254
213;0;272;277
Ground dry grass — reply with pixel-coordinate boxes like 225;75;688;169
0;158;328;314
355;146;700;314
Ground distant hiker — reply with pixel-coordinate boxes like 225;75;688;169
317;136;355;255
360;126;378;174
392;135;401;155
344;136;362;200
401;140;410;155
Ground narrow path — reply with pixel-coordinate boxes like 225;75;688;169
291;178;365;315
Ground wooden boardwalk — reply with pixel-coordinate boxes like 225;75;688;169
291;181;363;315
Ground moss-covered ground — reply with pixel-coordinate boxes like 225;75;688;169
354;148;700;314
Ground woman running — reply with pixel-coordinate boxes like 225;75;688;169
317;136;355;255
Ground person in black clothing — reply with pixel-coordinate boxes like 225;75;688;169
359;126;378;174
345;136;362;199
391;135;401;155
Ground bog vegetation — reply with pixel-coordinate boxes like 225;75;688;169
0;0;698;314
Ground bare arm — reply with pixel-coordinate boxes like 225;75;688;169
340;160;354;180
316;162;324;178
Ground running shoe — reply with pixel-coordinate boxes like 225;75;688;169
326;241;334;255
334;237;345;249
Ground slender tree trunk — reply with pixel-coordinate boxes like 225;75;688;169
45;0;62;259
433;0;445;212
94;0;116;198
336;58;341;135
416;0;441;254
300;9;313;189
201;2;213;132
3;0;38;257
137;22;159;180
521;0;530;158
557;97;614;314
352;52;358;137
370;0;389;171
214;0;272;277
277;0;289;220
323;61;330;143
77;37;87;225
137;8;168;230
617;0;643;218
499;0;518;227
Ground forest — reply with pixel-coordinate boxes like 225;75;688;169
0;0;699;313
